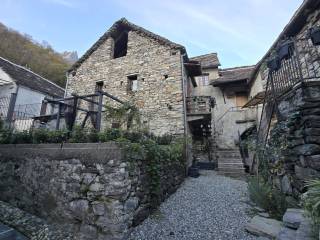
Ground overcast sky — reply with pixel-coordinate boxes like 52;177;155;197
1;0;303;68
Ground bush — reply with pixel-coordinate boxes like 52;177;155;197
248;177;287;220
98;128;122;142
11;130;33;144
303;180;320;227
69;126;88;143
0;128;12;144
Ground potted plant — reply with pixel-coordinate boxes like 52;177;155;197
188;155;200;178
309;26;320;45
277;40;294;60
267;55;281;72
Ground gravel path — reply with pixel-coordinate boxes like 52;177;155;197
128;170;258;240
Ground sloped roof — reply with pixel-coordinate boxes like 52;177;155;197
69;18;186;73
0;57;65;97
190;53;220;69
212;65;255;86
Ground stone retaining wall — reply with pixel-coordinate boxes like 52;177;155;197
278;83;320;196
0;143;185;240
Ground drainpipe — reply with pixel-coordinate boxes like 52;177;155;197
180;53;189;175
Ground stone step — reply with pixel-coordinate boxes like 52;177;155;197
218;162;243;166
218;165;245;171
245;216;282;239
217;172;246;177
218;159;243;164
218;168;245;173
217;153;242;158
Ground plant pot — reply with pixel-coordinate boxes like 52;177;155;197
188;166;200;178
277;40;294;60
267;56;281;71
310;26;320;45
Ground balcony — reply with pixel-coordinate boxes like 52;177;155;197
186;96;212;115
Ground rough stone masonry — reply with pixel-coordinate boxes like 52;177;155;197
66;19;187;136
0;143;185;240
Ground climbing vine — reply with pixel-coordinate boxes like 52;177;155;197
104;102;141;130
119;135;185;208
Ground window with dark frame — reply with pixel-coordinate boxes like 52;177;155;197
127;75;138;92
95;81;104;92
113;31;128;59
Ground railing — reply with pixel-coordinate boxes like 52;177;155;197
268;36;320;98
186;96;212;115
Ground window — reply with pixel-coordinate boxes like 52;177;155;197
235;92;248;107
127;75;138;92
95;81;104;92
113;32;128;59
196;75;209;86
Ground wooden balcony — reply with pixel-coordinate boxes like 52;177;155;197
186;96;212;115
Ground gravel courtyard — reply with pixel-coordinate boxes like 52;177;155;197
128;171;258;240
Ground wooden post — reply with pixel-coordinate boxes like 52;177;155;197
56;103;61;130
6;92;17;127
71;97;78;131
96;92;103;132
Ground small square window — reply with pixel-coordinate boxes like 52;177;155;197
127;75;138;92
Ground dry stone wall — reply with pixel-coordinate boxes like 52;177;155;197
66;30;185;136
0;143;185;240
278;83;320;196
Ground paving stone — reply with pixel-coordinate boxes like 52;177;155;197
296;219;313;240
245;216;282;239
257;212;270;218
283;208;306;229
276;227;296;240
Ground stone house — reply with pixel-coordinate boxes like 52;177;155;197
187;54;259;173
246;0;320;196
66;18;201;139
66;19;264;173
0;57;64;130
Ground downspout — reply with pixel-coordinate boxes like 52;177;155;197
180;53;189;175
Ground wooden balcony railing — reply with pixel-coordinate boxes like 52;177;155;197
186;96;213;115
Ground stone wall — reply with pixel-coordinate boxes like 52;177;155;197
66;30;185;136
0;143;185;240
277;83;320;196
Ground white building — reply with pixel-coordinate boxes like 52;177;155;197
0;57;65;130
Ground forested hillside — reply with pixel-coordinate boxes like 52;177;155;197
0;22;71;87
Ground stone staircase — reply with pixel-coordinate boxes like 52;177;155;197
217;149;246;177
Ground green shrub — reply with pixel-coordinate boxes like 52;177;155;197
86;128;99;143
32;128;50;143
69;126;88;143
303;180;320;227
11;130;33;144
248;177;287;219
0;128;12;144
46;129;68;143
155;134;173;145
98;128;122;142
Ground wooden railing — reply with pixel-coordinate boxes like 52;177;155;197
186;96;212;115
267;37;320;98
